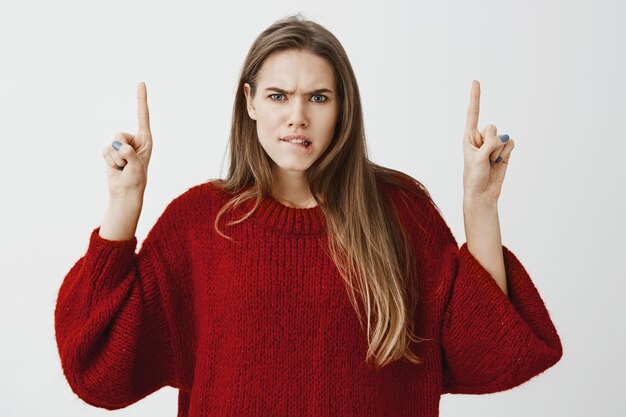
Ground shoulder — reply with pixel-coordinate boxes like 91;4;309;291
143;179;231;245
374;166;458;248
156;178;231;224
168;178;230;206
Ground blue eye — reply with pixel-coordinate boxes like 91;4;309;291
268;94;328;103
312;94;328;103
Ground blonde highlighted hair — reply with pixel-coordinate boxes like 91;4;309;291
210;13;439;371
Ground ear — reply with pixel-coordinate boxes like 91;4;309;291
243;83;257;121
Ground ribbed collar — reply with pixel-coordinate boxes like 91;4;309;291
244;192;327;236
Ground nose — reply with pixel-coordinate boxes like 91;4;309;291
287;97;308;128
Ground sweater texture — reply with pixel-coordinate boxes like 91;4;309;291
54;176;563;416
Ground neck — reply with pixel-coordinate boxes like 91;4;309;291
270;165;318;208
273;195;318;208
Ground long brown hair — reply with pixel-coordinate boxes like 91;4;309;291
210;13;439;370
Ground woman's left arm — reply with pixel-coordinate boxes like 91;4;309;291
438;80;562;395
461;80;517;297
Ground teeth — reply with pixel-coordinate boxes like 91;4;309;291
285;139;309;145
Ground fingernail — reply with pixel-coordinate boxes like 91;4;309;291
495;156;502;163
112;140;122;151
499;134;509;142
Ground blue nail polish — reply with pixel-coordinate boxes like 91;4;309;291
112;140;122;151
499;134;509;142
495;156;502;163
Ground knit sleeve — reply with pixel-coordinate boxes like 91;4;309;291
439;239;563;394
54;190;195;410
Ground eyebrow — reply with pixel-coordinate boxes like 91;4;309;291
264;87;333;95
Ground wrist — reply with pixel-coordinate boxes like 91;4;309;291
463;195;498;213
108;192;144;209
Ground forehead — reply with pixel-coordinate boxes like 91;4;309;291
257;49;335;87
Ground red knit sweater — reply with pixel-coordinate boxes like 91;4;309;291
54;177;563;416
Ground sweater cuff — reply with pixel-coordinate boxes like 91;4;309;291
89;226;137;249
457;242;561;346
85;226;138;294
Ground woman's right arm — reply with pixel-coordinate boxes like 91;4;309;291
54;190;192;410
54;82;189;409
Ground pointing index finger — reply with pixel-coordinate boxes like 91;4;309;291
137;82;151;134
465;80;480;133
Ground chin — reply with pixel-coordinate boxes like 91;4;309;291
277;164;312;172
271;159;314;172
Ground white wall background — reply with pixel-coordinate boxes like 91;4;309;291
1;0;624;416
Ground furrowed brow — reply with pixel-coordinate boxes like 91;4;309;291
264;87;333;95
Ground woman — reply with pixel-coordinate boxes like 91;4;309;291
54;13;562;416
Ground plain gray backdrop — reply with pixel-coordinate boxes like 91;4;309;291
1;0;624;416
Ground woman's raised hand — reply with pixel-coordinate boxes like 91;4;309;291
462;80;515;204
102;82;154;200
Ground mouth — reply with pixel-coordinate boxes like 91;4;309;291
281;139;311;148
280;137;311;147
279;137;313;153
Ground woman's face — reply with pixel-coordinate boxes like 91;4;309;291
244;49;339;175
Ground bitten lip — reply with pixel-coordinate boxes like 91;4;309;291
280;134;311;142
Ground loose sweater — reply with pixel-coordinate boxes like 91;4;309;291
54;176;563;417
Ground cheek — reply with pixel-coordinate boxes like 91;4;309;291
320;107;339;130
255;109;282;138
320;113;339;142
